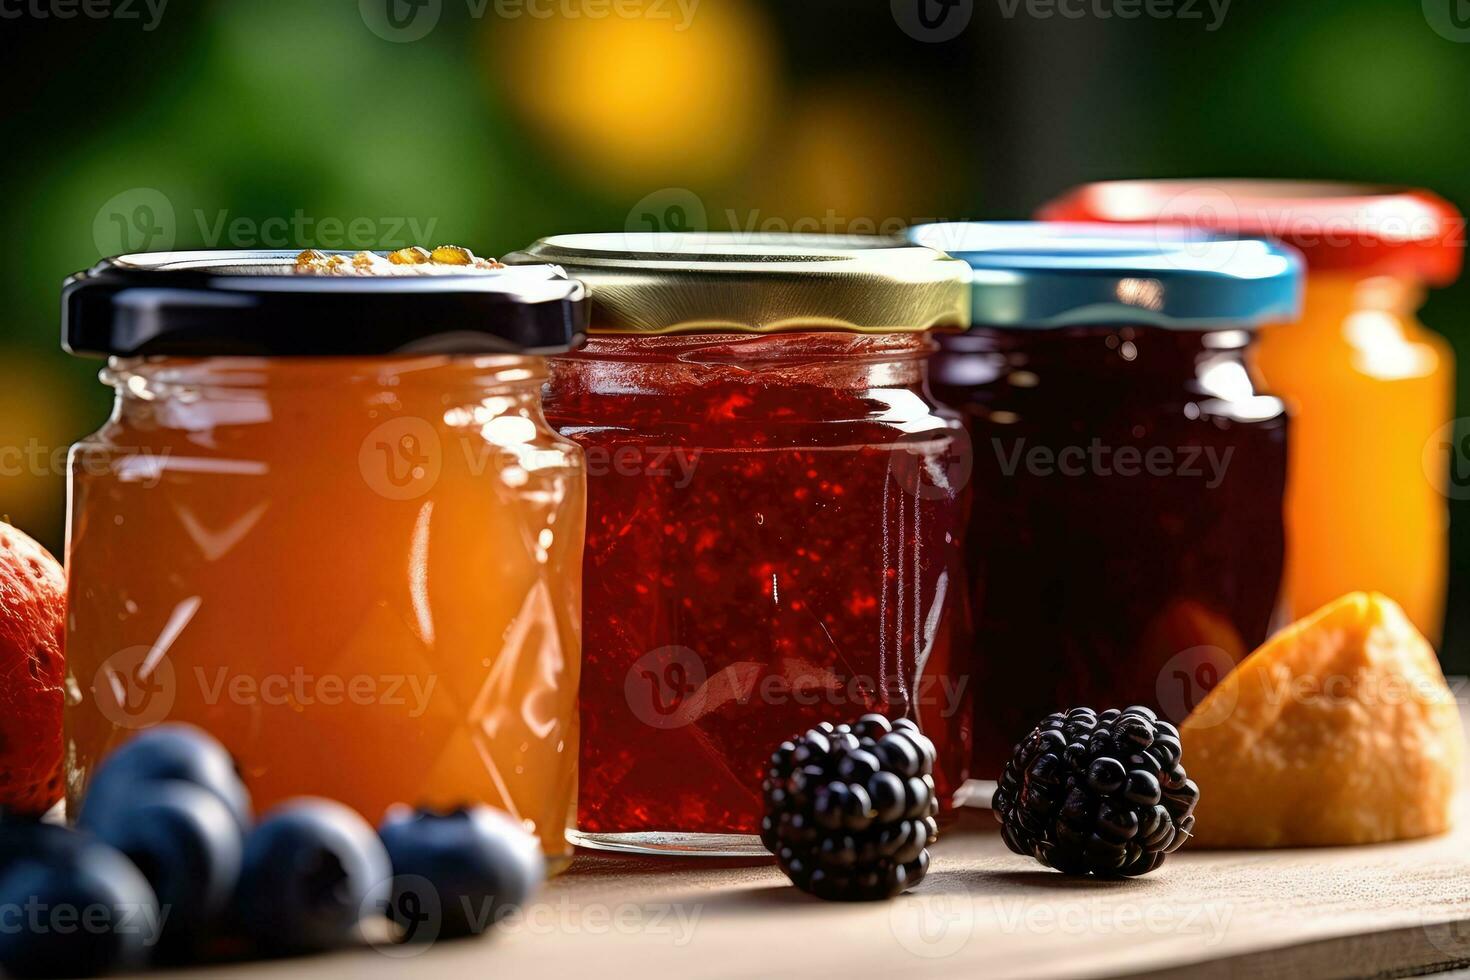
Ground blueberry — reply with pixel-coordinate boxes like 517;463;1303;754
81;725;252;832
234;798;390;954
0;821;87;867
79;780;242;950
0;833;159;978
378;805;545;942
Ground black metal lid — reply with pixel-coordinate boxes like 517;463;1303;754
63;250;589;358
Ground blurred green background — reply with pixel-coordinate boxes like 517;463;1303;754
4;0;1470;664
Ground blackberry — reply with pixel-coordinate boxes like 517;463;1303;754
761;714;939;901
993;706;1199;877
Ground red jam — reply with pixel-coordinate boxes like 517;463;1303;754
930;325;1289;775
545;332;970;839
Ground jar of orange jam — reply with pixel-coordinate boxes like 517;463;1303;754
1041;182;1465;644
61;249;589;864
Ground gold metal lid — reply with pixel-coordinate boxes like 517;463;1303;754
502;233;972;335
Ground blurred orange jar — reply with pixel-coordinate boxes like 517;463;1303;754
1042;182;1466;644
61;250;589;864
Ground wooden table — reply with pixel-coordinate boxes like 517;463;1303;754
153;692;1470;980
164;801;1470;980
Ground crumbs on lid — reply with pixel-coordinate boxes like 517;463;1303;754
293;246;506;275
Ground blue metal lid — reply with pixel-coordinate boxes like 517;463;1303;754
906;222;1303;330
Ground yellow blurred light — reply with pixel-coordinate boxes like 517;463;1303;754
0;349;91;550
488;0;779;190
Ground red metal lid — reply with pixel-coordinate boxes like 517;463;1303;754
1039;180;1465;285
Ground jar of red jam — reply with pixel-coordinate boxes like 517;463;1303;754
907;223;1302;778
505;233;973;855
63;248;589;867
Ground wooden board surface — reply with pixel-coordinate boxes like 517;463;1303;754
163;804;1470;980
157;696;1470;980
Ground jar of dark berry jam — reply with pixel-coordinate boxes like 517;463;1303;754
907;223;1302;779
505;233;973;855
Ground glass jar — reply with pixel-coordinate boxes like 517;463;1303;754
1040;181;1464;644
62;251;589;866
909;223;1302;777
506;233;973;855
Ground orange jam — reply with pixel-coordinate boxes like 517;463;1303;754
1041;182;1465;644
61;251;589;864
1255;274;1454;641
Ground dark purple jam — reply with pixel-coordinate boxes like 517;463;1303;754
930;324;1289;775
